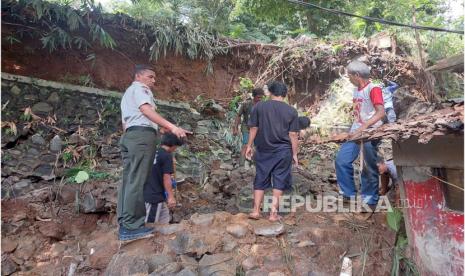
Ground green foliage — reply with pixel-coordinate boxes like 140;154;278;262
387;207;403;232
20;112;32;122
62;151;73;162
2;154;12;162
239;77;254;91
147;16;227;72
58;73;94;86
4;0;115;53
228;95;242;111
391;234;419;276
65;166;113;183
386;207;419;276
4;35;21;45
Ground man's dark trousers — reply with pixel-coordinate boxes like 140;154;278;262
117;128;157;230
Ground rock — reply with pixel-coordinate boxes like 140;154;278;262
38;222;65;240
104;252;149;276
241;257;258;271
169;232;222;257
14;237;36;261
253;223;285;237
1;255;18;276
49;135;63;152
169;233;190;255
146;254;175;273
33;164;54;178
157;223;184;235
88;233;119;270
24;94;38;101
32;102;53;115
150;262;182;275
68;133;88;145
268;272;286;276
13;180;31;190
220;163;234;171
203;182;219;194
198;253;235;276
31;134;46;145
263;253;286;271
245;269;268;276
179;255;197;271
11;213;27;222
1;239;18;253
296;240;315;247
222;236;237;252
214;212;233;224
197;120;212;127
27;147;40;156
80;192;105;213
39;88;50;98
10;85;21;96
50;242;67;257
195;126;210;135
176;268;197;276
58;185;77;204
100;144;119;157
190;213;214;226
25;187;53;202
41;154;58;163
226;224;249;238
47;92;60;103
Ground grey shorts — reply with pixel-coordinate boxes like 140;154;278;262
145;202;170;224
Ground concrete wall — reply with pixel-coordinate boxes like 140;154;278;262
393;136;464;275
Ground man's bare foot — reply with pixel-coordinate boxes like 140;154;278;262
248;212;261;220
268;213;282;222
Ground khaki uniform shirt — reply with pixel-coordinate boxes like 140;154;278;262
121;81;158;130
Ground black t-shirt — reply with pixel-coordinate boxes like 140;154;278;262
143;148;174;204
248;100;299;152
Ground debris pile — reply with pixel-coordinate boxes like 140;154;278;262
356;102;464;144
255;36;421;93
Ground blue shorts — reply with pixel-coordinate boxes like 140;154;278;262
242;131;249;145
253;149;293;191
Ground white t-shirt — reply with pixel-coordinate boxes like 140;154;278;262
350;82;384;132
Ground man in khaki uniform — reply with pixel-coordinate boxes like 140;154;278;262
118;64;190;241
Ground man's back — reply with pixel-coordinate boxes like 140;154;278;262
249;100;299;152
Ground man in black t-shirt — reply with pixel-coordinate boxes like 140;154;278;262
144;133;184;224
246;81;300;222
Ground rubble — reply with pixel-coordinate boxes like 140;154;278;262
356;103;463;144
0;56;425;275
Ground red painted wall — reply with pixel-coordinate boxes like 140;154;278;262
402;176;464;275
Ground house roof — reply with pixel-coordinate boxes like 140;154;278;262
312;101;464;145
353;102;464;144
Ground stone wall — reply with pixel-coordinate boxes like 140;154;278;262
1;73;208;198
